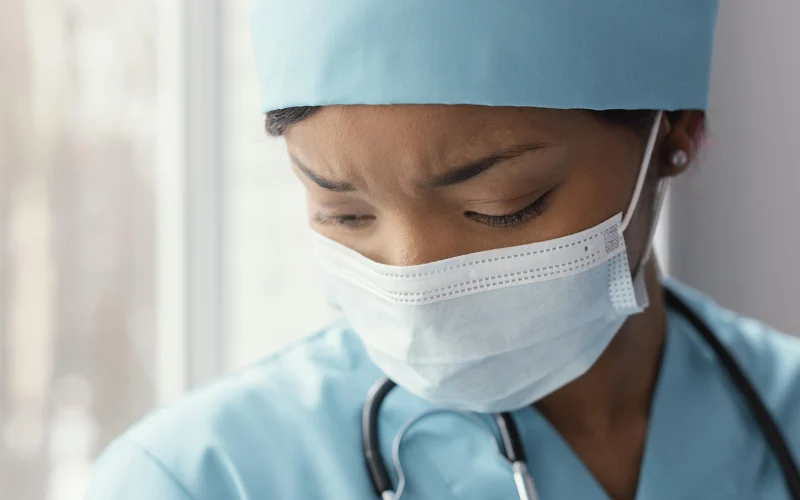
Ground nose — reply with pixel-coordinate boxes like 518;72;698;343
374;218;465;267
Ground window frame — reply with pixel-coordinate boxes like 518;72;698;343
155;0;227;402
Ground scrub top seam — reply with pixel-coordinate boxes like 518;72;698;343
121;437;198;500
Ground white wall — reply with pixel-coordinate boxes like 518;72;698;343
667;0;800;334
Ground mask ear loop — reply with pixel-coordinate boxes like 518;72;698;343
616;111;665;306
640;176;670;271
619;110;664;234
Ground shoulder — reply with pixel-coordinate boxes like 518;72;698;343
666;280;800;440
87;322;382;499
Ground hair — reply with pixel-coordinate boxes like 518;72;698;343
265;106;661;137
266;106;322;136
265;107;704;146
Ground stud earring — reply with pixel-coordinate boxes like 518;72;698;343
670;149;689;168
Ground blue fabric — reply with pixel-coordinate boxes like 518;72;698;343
86;280;800;499
250;0;720;113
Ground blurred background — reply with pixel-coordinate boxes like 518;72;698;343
0;1;797;499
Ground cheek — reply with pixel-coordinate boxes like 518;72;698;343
541;162;632;240
581;135;647;219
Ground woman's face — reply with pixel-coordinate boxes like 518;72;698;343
285;105;680;269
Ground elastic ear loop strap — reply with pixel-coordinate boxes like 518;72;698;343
620;110;664;233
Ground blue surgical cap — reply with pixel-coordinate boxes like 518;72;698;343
251;1;719;113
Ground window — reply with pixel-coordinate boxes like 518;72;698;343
0;2;336;498
1;2;159;498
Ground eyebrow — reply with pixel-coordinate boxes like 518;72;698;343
423;144;546;188
290;143;545;192
291;155;356;192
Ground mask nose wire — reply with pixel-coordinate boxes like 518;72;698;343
619;110;665;234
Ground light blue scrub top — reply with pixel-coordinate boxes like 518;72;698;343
86;281;800;499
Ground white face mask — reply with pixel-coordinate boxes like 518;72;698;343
312;111;665;413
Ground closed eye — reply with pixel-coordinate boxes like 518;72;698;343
465;191;552;228
312;213;375;229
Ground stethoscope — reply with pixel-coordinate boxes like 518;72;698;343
362;288;800;500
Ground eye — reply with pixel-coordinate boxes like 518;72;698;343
312;213;376;229
465;192;551;228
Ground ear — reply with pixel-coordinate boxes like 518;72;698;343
658;110;705;178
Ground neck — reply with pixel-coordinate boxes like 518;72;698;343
535;260;667;434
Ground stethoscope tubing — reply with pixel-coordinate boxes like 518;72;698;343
663;288;800;498
362;377;397;496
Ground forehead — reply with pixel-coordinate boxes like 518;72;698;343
284;105;601;163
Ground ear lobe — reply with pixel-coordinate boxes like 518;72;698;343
659;111;705;178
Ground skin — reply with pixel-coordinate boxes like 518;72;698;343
284;105;702;500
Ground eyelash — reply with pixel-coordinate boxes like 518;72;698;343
465;192;551;228
314;192;552;229
313;213;375;228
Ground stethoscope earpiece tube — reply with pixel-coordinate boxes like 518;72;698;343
664;288;800;499
512;461;539;500
497;414;539;500
495;413;526;463
363;377;397;497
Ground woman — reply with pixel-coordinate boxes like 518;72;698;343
87;1;800;499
